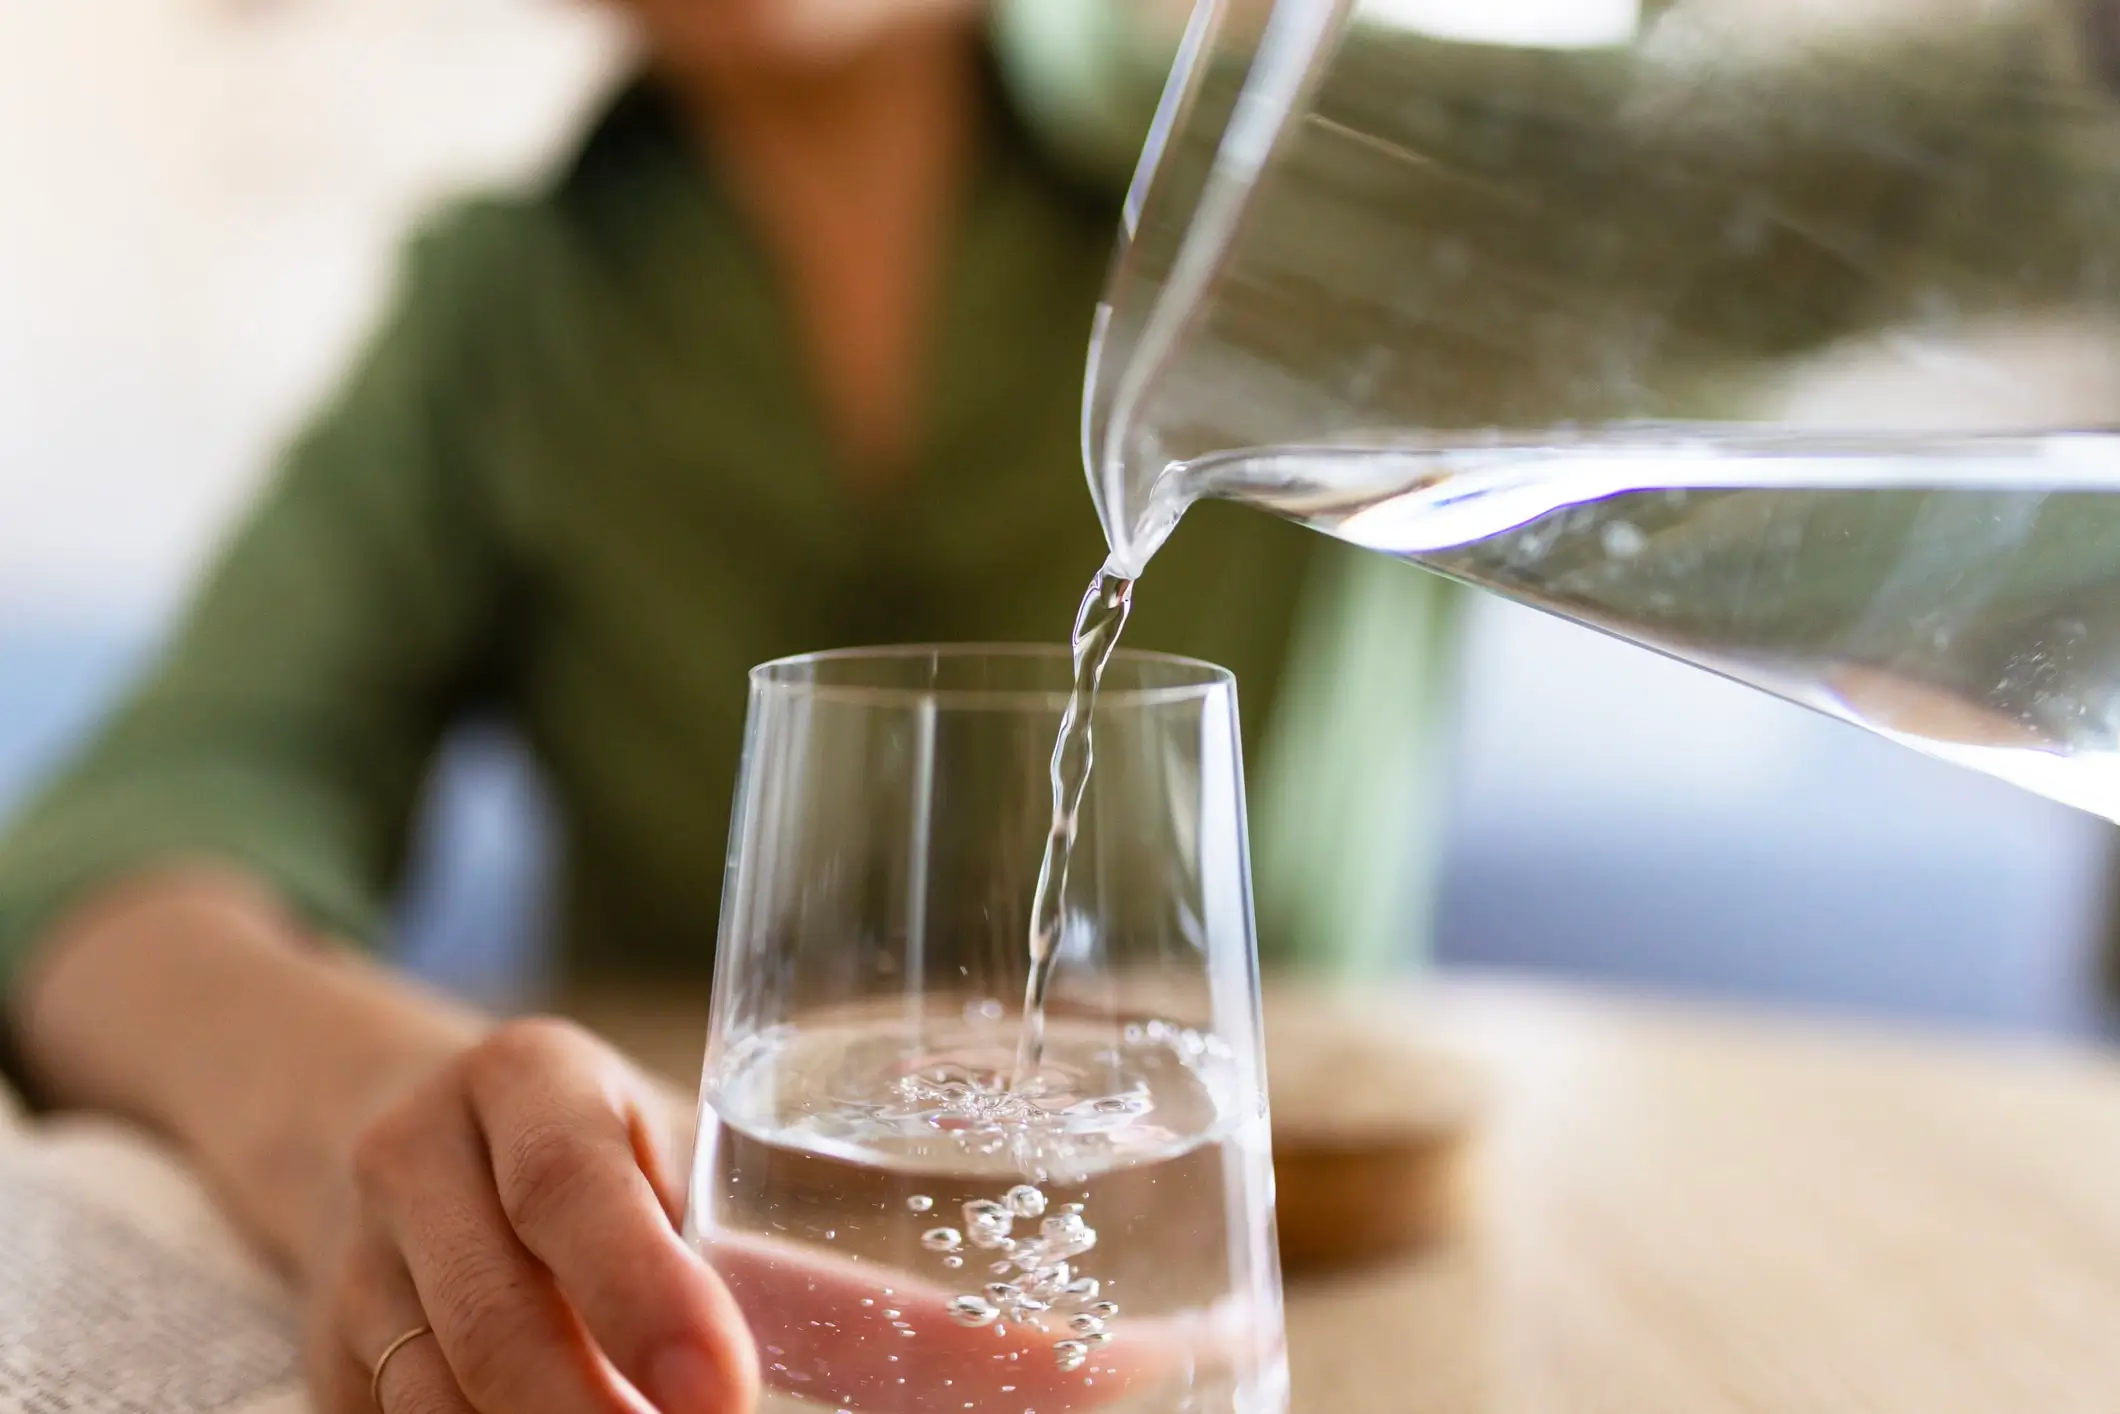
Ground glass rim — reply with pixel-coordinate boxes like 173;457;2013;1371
748;643;1236;711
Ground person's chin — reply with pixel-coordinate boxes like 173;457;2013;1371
643;0;974;74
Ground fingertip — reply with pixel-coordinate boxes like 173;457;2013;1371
704;1247;765;1411
691;1245;764;1410
647;1328;760;1414
610;1224;761;1412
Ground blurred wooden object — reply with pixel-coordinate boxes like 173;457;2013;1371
569;977;2120;1413
1263;986;1482;1273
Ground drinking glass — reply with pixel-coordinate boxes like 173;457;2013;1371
684;646;1286;1414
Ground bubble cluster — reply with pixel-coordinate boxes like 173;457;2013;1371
911;1178;1120;1373
855;1052;1175;1181
894;1068;1054;1131
871;1031;1228;1380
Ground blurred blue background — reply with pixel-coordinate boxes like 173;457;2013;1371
3;0;2113;1038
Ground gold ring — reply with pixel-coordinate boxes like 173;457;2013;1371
369;1324;435;1409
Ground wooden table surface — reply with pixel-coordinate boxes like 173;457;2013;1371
570;977;2120;1414
1284;981;2120;1414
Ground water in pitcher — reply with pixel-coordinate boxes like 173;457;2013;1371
1170;426;2120;824
690;1000;1282;1413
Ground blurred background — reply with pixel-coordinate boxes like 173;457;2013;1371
3;0;2115;1038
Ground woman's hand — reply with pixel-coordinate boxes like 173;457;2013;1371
305;1017;758;1414
305;1015;1233;1414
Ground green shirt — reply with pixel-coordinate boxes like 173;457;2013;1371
0;72;1452;999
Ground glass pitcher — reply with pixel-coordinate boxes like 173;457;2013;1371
1084;0;2120;824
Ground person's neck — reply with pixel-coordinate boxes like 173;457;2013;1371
669;23;983;486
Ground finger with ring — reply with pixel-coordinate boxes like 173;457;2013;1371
370;1324;435;1409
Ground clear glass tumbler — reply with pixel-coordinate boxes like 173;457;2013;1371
684;646;1286;1414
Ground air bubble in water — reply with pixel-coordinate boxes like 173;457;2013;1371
1004;1184;1046;1219
1088;1301;1118;1319
907;1195;934;1213
921;1228;963;1252
1068;1314;1104;1336
1064;1277;1099;1300
964;1200;1013;1247
943;1255;963;1269
1053;1340;1089;1373
1059;1203;1084;1216
986;1282;1020;1305
1027;1262;1070;1300
1040;1213;1094;1255
947;1295;999;1328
